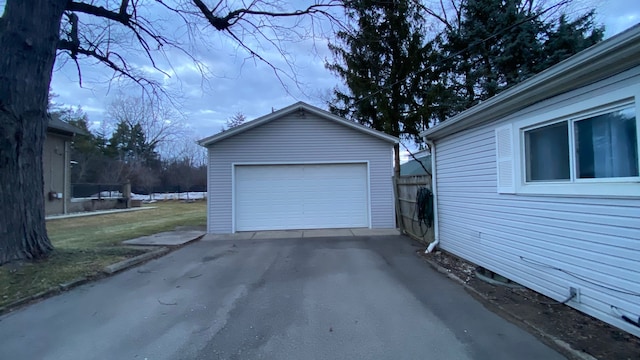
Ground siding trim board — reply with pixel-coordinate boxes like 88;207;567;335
425;26;640;337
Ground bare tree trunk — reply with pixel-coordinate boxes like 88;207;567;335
0;0;67;264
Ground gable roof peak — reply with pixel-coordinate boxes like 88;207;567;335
198;101;398;147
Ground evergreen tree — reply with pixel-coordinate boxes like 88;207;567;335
327;0;439;175
439;0;604;111
224;112;247;131
539;11;604;71
107;121;158;166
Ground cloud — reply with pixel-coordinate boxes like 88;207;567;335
596;0;640;37
47;0;640;148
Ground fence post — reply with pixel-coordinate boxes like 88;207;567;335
393;176;404;233
122;181;132;208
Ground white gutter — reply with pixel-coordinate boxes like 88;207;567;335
425;139;439;253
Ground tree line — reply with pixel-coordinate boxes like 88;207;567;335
50;96;208;196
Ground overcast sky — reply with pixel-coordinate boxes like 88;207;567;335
42;0;640;146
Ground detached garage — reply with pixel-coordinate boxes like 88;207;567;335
198;102;398;233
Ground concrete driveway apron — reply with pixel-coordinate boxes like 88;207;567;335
0;235;565;360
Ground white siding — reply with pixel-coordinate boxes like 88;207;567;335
435;67;640;337
207;112;395;233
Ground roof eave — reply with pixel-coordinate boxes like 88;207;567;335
421;24;640;140
47;128;75;137
47;121;88;136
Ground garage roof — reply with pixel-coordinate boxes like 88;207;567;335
198;101;399;147
47;115;89;137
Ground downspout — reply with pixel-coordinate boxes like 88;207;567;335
425;139;439;253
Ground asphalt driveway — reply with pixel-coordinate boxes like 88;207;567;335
0;235;564;360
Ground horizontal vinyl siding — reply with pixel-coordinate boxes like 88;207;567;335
434;68;640;337
207;112;394;233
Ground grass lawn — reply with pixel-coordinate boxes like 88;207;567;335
0;200;206;309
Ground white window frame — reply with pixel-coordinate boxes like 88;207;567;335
522;118;572;183
512;84;640;197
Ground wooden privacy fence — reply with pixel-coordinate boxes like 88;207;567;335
394;175;434;244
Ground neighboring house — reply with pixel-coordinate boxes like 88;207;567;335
400;149;431;175
198;101;398;233
44;116;85;216
421;25;640;337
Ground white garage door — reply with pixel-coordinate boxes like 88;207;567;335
234;163;369;231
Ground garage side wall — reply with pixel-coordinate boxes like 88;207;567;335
434;67;640;336
206;112;395;233
43;133;69;215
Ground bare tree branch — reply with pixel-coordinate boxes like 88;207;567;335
107;95;186;153
65;1;174;72
192;0;342;31
411;0;453;30
119;0;130;16
66;1;131;24
57;39;162;94
55;0;344;102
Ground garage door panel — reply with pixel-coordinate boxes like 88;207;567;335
235;164;369;231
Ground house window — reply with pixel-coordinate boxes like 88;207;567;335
522;103;639;186
574;106;638;179
525;121;570;181
496;87;640;197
